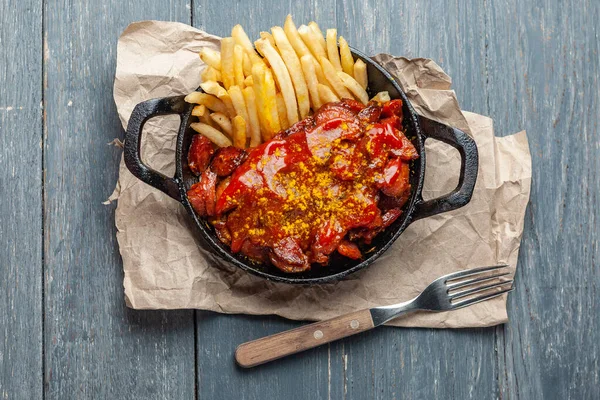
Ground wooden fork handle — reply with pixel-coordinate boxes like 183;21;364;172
235;309;375;368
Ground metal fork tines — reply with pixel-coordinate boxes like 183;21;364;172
370;264;514;326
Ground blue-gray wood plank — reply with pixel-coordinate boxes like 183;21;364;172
0;0;43;398
42;1;195;399
487;1;600;398
0;0;598;399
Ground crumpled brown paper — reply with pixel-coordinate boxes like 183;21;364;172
110;21;531;328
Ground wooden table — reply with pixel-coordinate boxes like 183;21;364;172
1;1;598;398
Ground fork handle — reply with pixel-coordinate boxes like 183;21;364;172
235;309;375;368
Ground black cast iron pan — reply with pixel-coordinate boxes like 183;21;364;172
124;47;479;284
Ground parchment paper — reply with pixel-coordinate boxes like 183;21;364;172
110;21;532;328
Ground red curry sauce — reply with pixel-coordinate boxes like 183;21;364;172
187;99;418;273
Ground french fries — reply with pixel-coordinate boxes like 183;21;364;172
300;55;321;109
275;93;289;129
210;112;233;135
192;105;206;117
308;21;327;53
233;45;245;87
353;59;368;89
232;116;247;148
260;31;276;48
326;29;342;71
232;24;264;65
337;71;369;104
199;80;227;97
242;52;252;76
191;122;232;147
252;63;280;140
220;37;235;89
312;57;329;87
199;81;235;117
338;36;354;77
242;87;262;147
371;91;391;103
255;38;299;125
228;85;251;139
199;48;221;70
271;26;310;118
201;66;222;82
188;15;375;150
185;92;229;115
320;56;353;99
199;111;221;131
284;15;312;59
317;84;340;103
298;24;327;61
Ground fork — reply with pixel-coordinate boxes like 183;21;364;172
235;265;513;368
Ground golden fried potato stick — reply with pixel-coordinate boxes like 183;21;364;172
298;24;327;61
242;87;262;147
233;45;246;87
199;111;221;131
338;36;355;77
228;85;251;135
255;38;299;125
317;84;340;104
300;54;321;110
220;37;235;89
308;21;327;53
312;57;329;87
371;91;390;103
191;122;232;147
275;93;289;129
199;48;221;70
283;14;312;59
231;24;264;65
198;81;236;117
220;96;236;118
252;63;280;140
185;92;229;115
210;112;233;136
337;71;369;104
242;52;252;76
232;116;247;148
260;31;277;48
353;59;368;89
192;105;206;117
326;29;342;71
319;56;353;99
271;26;311;119
201;66;222;82
243;75;254;86
200;80;227;97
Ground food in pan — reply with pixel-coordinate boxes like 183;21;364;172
184;15;370;149
187;98;418;272
185;16;418;273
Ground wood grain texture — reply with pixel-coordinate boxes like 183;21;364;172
0;0;598;398
331;1;499;399
0;0;43;398
486;0;600;399
236;310;374;368
340;0;490;115
42;1;195;399
197;312;333;399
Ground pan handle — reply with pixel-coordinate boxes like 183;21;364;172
411;116;479;221
124;95;188;202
